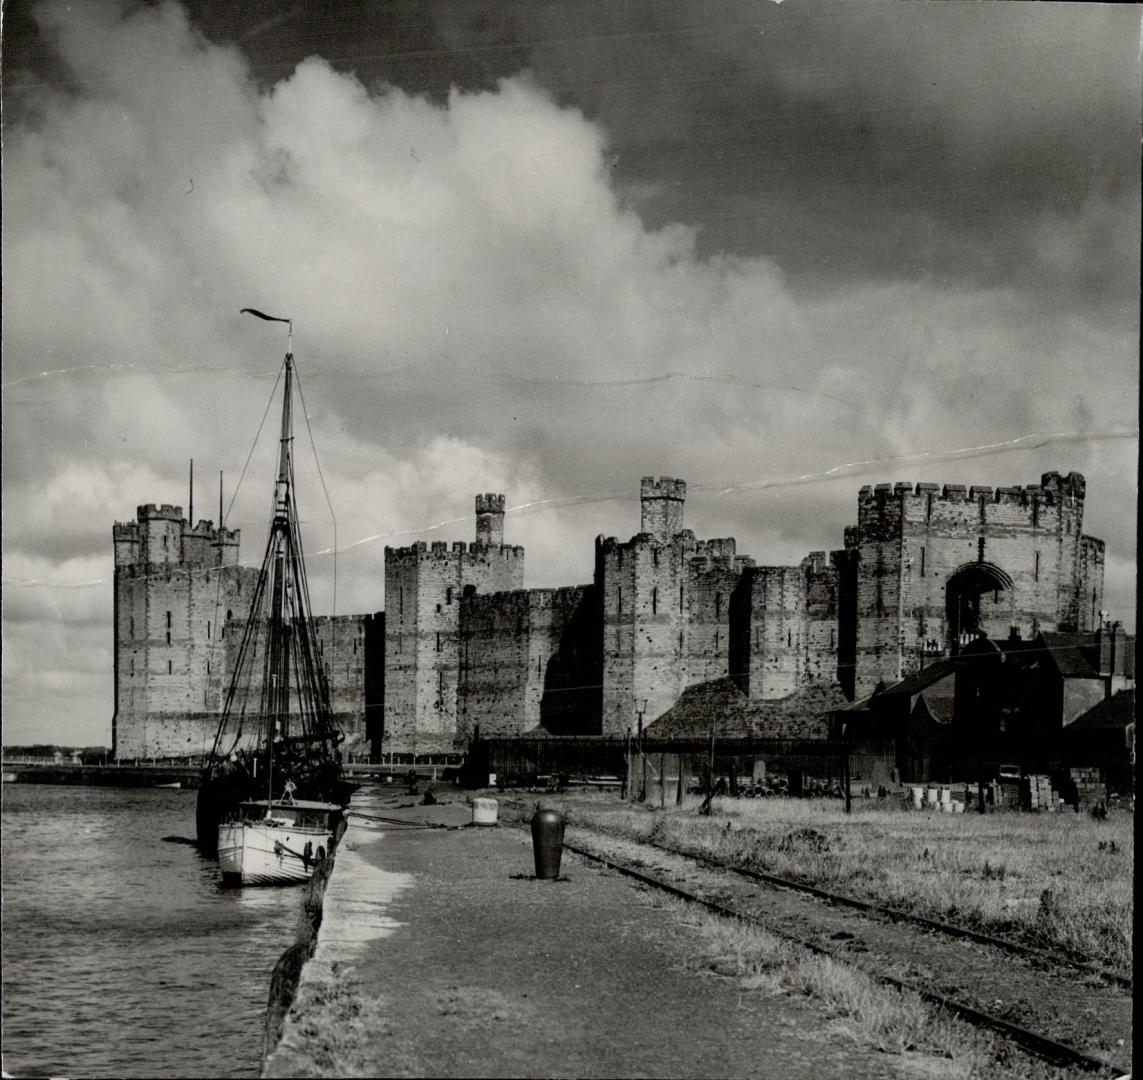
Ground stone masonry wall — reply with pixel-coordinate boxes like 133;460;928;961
687;542;752;688
853;472;1100;697
112;504;256;760
383;495;525;755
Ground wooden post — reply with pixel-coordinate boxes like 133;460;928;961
621;729;629;801
843;744;851;814
676;753;684;805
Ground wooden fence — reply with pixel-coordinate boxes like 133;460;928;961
466;734;856;791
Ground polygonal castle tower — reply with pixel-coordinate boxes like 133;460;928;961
596;477;760;735
112;504;255;759
112;503;377;760
384;494;525;755
849;471;1104;696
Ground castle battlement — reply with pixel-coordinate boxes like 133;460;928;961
385;541;524;562
857;472;1088;508
138;503;183;521
475;493;506;515
694;537;736;560
640;476;687;501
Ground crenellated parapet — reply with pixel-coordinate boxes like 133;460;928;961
114;504;242;570
475;492;507;547
857;472;1087;509
640;475;687;541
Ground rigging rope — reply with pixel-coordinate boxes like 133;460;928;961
294;364;338;621
225;361;285;527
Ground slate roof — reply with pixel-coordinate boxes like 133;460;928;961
646;679;845;740
876;659;958;698
645;678;752;739
1039;632;1100;678
1067;689;1135;732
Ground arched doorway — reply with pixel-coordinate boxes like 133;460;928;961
946;562;1013;653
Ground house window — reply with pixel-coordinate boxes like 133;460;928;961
436;632;442;652
714;629;720;651
207;621;211;640
399;587;404;614
166;611;171;628
447;587;453;605
436;604;442;614
207;660;211;676
652;588;658;614
618;587;623;615
653;548;659;567
920;548;926;577
715;593;722;618
679;584;684;610
787;629;792;647
130;617;134;637
1034;552;1040;581
168;660;172;674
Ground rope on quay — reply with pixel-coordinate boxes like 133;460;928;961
348;810;465;830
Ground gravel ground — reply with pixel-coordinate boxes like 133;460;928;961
531;818;1132;1076
265;786;962;1079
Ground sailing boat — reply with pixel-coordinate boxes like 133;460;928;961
196;323;352;883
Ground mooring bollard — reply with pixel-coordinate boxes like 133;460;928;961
471;797;498;826
531;808;565;880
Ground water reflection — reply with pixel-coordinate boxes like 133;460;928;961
2;785;299;1078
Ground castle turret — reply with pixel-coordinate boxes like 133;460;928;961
138;504;183;566
640;476;686;541
113;520;140;568
475;493;506;547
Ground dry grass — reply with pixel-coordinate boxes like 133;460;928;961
662;897;1086;1080
544;792;1133;971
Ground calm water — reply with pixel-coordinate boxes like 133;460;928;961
2;785;300;1079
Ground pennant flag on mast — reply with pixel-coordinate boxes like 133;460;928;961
240;308;291;324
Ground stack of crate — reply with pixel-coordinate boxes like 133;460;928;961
997;779;1021;808
1069;766;1106;809
1021;774;1055;810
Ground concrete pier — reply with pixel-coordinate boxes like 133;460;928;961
263;786;902;1078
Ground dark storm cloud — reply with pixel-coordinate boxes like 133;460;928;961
433;2;1140;310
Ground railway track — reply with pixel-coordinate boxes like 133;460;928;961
628;835;1132;989
540;825;1131;1076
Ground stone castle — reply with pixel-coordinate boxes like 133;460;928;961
112;470;1105;759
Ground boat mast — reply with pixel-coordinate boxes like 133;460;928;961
264;353;294;787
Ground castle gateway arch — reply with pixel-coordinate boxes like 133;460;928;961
945;561;1015;652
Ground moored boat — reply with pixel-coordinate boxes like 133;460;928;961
218;796;343;886
196;313;352;868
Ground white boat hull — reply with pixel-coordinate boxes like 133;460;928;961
218;820;334;886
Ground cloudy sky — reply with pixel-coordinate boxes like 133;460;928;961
3;0;1139;746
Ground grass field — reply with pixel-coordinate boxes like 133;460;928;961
540;791;1133;971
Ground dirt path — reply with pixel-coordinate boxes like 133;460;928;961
555;824;1132;1075
266;788;965;1079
